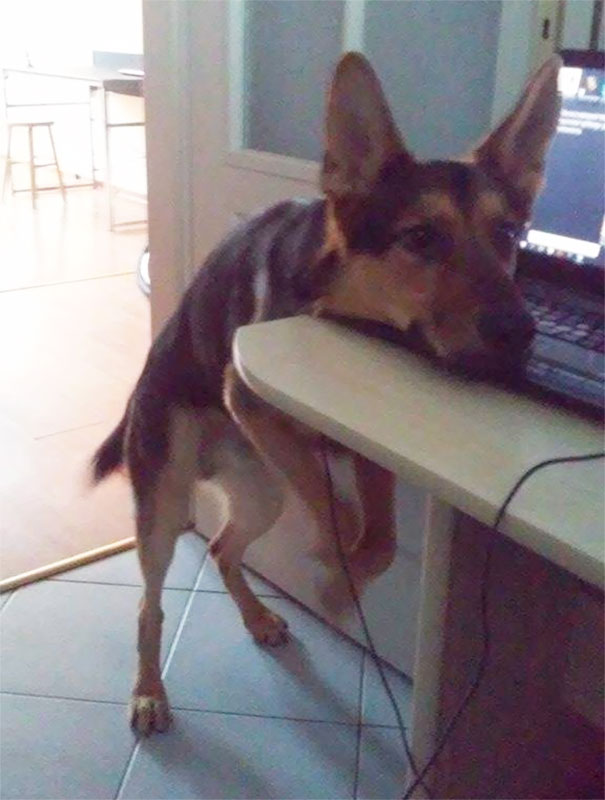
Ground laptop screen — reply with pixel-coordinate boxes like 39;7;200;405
520;59;605;271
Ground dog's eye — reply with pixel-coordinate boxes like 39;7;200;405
398;224;438;252
496;220;523;244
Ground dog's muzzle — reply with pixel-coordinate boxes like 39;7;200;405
477;304;536;354
445;304;536;381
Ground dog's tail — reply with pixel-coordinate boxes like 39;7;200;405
91;412;128;484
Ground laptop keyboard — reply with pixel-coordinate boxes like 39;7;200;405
522;282;605;354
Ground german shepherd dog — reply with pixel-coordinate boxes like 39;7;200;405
92;53;561;735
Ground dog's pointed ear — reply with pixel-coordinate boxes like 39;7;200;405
321;52;411;198
473;55;562;213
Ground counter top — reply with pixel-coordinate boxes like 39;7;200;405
1;65;143;93
234;316;604;589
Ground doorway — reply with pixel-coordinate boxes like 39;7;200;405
0;0;149;588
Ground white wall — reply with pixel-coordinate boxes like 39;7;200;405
90;0;144;55
0;0;94;67
0;0;143;67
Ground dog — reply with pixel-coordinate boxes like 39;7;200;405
92;52;561;735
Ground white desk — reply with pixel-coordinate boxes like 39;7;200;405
235;316;604;798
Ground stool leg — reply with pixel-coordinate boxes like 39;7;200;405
102;89;115;230
27;124;36;209
89;85;98;188
1;126;13;200
47;124;66;200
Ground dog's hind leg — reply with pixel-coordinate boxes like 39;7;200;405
128;407;201;736
348;453;397;580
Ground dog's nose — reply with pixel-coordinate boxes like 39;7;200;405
478;306;536;352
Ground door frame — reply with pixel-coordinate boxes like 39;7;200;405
143;0;195;336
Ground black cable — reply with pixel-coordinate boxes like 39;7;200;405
319;437;432;798
402;449;604;799
321;438;604;800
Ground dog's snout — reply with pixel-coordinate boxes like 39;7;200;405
478;306;536;352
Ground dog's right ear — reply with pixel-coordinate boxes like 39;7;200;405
321;53;411;198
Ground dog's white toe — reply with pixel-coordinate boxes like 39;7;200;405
249;609;289;646
130;695;172;736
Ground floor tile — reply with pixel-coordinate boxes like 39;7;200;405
120;709;357;799
0;581;188;702
361;653;413;727
0;694;134;800
165;593;363;723
54;531;207;589
356;726;410;800
196;553;283;597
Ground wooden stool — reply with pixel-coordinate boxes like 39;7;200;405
2;121;66;209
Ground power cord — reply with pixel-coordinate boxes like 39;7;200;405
320;439;431;797
320;438;604;800
402;450;604;799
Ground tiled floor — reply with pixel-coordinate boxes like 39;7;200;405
0;532;413;799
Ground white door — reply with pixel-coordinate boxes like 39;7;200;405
143;0;555;674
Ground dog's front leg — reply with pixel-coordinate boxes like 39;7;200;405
128;407;202;735
131;525;178;735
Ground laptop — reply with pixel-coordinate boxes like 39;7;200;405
516;49;605;416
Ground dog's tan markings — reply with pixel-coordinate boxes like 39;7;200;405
412;191;461;222
314;248;436;333
423;263;483;357
322;209;349;259
317;189;469;333
473;191;512;251
475;190;508;220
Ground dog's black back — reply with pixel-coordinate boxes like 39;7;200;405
92;199;326;485
152;199;326;407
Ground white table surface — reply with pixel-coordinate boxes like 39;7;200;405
235;316;604;589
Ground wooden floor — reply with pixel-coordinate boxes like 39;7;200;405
0;188;150;587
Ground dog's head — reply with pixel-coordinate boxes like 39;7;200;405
313;52;561;377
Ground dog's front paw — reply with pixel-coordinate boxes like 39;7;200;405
247;608;289;646
130;693;172;736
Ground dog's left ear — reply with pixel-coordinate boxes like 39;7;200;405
321;52;411;198
473;55;562;214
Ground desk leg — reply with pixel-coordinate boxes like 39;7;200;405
414;514;604;799
409;497;454;799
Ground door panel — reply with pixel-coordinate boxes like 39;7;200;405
244;0;345;160
364;1;502;158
